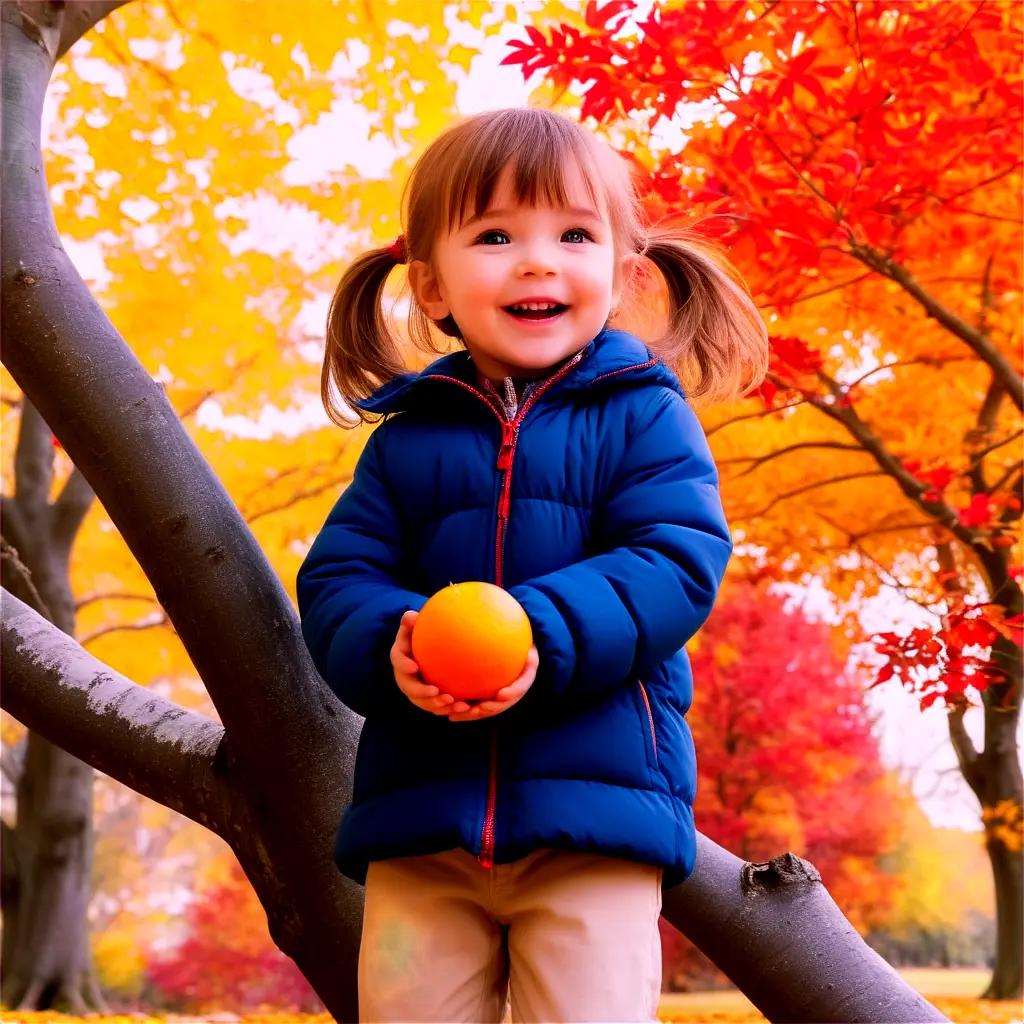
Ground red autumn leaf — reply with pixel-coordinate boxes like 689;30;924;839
958;493;995;528
584;0;634;32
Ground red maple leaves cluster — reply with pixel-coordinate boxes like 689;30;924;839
867;598;1022;710
145;859;321;1012
900;458;1021;539
500;0;1021;720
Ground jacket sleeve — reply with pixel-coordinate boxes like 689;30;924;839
508;387;732;707
296;425;428;719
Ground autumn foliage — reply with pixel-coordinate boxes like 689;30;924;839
143;857;323;1014
660;581;907;986
501;0;1022;711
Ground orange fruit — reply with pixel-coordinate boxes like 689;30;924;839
411;582;533;701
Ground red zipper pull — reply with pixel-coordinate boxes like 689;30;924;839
498;477;512;520
496;421;516;470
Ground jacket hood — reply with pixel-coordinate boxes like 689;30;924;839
354;328;684;415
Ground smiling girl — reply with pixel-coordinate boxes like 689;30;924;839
297;106;768;1023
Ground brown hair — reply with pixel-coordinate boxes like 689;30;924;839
322;107;769;426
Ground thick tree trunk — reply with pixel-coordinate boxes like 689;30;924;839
0;399;107;1012
980;644;1023;1001
948;632;1024;1001
0;2;950;1021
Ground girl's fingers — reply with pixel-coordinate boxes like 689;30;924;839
514;647;539;683
478;691;521;712
495;678;527;700
496;651;539;699
396;618;415;654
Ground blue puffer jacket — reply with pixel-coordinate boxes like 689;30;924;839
296;328;732;888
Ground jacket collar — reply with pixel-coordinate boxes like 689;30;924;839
354;327;683;415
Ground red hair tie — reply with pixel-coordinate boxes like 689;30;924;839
387;234;408;264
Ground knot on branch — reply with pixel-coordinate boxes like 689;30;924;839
741;851;821;894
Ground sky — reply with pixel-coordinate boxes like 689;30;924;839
44;3;1013;835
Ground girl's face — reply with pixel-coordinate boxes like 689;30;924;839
409;162;634;381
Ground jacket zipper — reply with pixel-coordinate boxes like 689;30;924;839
637;679;658;765
428;355;582;869
426;353;648;868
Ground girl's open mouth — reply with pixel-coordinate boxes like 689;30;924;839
502;303;569;322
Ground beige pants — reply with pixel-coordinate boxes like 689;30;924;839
358;846;663;1023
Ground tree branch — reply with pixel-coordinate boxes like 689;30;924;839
733;469;888;520
843;354;975;396
846;241;1023;410
663;836;947;1023
814;512;946;617
802;371;990;549
965;428;1022;475
51;466;96;552
0;536;51;619
12;397;53;521
0;0;351;802
79;613;171;647
705;397;810;437
967;377;1006;492
1;588;232;835
947;704;982;796
74;591;158;611
719;441;866;479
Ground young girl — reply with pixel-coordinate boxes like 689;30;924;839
297;107;768;1023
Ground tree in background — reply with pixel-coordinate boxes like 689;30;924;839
144;856;321;1014
865;801;996;971
503;0;1022;998
662;580;907;989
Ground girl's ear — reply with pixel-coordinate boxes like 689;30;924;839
408;259;450;320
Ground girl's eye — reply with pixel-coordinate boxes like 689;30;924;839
476;230;510;245
563;228;593;244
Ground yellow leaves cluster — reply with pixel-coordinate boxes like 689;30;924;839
92;928;147;995
879;799;994;937
743;787;806;853
981;799;1023;852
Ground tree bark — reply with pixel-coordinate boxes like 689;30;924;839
664;844;947;1024
0;397;107;1012
946;634;1024;1000
0;2;950;1021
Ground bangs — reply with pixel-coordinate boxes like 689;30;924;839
401;108;643;269
441;114;604;234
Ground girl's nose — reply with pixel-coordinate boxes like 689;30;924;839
515;242;559;276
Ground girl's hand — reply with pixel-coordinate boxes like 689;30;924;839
390;610;474;716
446;646;539;722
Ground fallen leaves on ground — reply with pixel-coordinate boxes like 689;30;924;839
2;999;1023;1024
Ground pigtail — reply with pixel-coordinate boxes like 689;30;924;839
642;226;770;406
321;244;409;427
